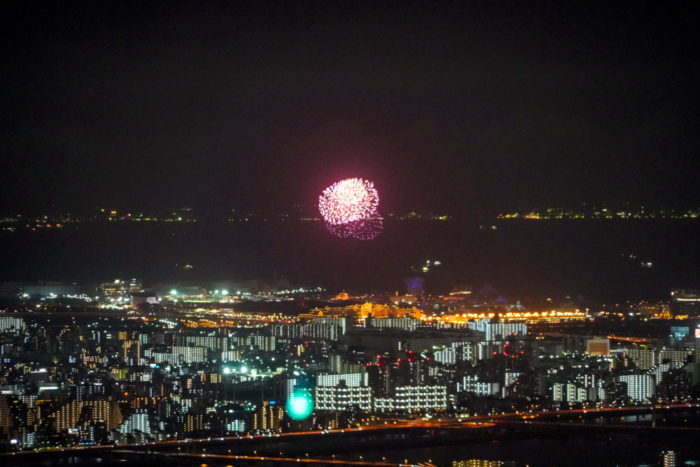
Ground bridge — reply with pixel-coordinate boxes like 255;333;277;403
174;453;426;467
3;403;699;466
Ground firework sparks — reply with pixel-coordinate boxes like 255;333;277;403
349;216;383;240
320;178;382;240
319;178;379;225
325;216;383;240
325;221;353;239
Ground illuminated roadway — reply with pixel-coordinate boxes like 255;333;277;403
175;453;423;467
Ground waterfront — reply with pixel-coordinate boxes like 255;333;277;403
1;219;698;301
326;439;700;467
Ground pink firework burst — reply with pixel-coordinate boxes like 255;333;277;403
319;178;379;225
325;216;383;240
348;216;383;240
325;221;354;239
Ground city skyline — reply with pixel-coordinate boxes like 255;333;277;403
2;2;700;465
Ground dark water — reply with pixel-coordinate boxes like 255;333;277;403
327;439;700;467
1;219;699;301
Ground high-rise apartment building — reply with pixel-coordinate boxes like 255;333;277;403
626;348;656;370
49;401;122;431
662;451;677;467
616;374;655;402
393;386;447;412
315;385;373;411
468;318;527;341
253;401;284;432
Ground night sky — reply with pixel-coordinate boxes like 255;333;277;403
2;1;699;215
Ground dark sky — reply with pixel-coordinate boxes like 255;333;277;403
2;1;699;215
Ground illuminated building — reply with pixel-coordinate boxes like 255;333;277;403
127;371;153;383
658;370;692;400
476;341;505;360
434;347;457;365
504;372;521;388
585;338;610;356
117;410;151;436
311;316;348;334
467;318;526;341
228;335;276;351
368;317;420;331
176;335;225;350
251;335;276;351
329;355;366;374
393;386;447;412
666;326;690;346
254;401;284;431
373;397;394;411
639;303;671;317
170;345;206;363
576;374;597;390
459;343;476;364
552;383;566;403
458;376;499;396
51;401;89;431
315;384;373;411
221;350;241;362
121;340;140;363
0;395;10;432
18;395;37;409
317;373;368;387
130;292;158;307
49;401;121;431
226;419;246;432
616;374;655;402
22;282;81;297
576;387;589;402
184;413;203;433
660;348;693;364
100;278;142;304
0;317;25;334
305;302;423;320
435;309;587;325
389;294;419;306
671;289;700;316
662;451;677;467
270;323;340;340
626;348;656;370
72;382;105;401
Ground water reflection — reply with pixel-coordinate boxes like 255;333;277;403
449;450;697;467
453;461;518;467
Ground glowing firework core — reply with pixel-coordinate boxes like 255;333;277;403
319;178;378;225
319;178;383;240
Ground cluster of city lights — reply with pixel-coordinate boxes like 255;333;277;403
423;310;588;324
319;178;383;240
